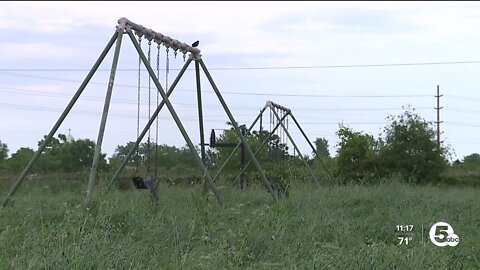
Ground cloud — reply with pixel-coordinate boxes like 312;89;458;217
4;2;480;64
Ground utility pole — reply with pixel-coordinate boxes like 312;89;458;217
435;85;443;147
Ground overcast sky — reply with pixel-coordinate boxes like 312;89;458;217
1;1;480;162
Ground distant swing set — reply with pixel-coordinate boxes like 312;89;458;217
1;18;333;208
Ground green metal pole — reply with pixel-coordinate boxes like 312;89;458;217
211;107;267;182
126;29;224;205
85;30;123;208
289;113;335;183
232;112;289;185
1;32;118;208
108;57;193;188
195;60;207;193
271;109;319;185
198;59;277;202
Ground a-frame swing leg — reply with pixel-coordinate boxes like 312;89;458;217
270;109;320;186
198;59;278;202
289;113;336;183
85;29;124;208
108;58;193;188
125;29;225;205
1;31;119;208
210;107;267;183
194;60;207;193
232;112;289;184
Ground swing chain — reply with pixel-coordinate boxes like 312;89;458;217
156;45;160;79
136;36;142;172
146;41;153;176
155;44;160;180
165;47;170;91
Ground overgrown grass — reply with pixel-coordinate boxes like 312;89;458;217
0;178;479;269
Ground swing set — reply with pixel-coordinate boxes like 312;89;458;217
1;18;333;208
1;17;280;208
209;101;335;192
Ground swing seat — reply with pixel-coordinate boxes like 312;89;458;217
132;176;159;203
132;176;148;189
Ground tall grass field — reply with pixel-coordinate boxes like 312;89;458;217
1;178;479;269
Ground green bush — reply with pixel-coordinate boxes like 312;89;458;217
335;125;379;184
378;110;448;183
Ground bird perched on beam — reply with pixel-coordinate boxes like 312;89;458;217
191;40;199;47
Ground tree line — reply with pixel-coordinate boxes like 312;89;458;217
1;110;479;187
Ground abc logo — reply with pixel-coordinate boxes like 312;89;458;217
429;222;459;247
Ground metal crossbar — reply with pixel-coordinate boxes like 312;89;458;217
117;17;201;59
265;100;291;113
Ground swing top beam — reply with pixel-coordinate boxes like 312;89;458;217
117;17;201;59
265;100;291;113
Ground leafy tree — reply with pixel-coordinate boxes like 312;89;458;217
113;141;148;167
113;141;196;171
145;143;196;169
212;124;277;174
37;135;62;172
6;147;34;173
311;138;335;183
461;153;480;169
0;140;8;170
335;125;378;183
36;134;107;173
379;110;448;183
314;137;330;159
0;140;8;162
58;138;106;172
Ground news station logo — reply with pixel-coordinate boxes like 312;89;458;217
429;222;459;247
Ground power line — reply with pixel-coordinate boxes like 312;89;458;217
0;101;392;126
448;141;480;145
445;95;480;102
2;60;480;71
443;121;480;127
0;82;432;99
296;121;387;125
444;107;480;115
0;97;430;113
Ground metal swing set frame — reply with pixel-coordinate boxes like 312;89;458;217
210;100;335;189
2;17;281;208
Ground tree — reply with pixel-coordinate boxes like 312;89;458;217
145;143;196;170
212;124;285;174
379;110;448;183
58;138;106;172
113;141;147;167
36;134;107;173
335;125;378;183
36;135;62;172
314;137;330;159
6;148;34;173
462;153;480;169
0;140;8;169
312;137;335;183
0;140;8;161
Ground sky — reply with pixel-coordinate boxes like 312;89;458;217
1;1;480;162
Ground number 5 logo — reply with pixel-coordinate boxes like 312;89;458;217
429;222;459;247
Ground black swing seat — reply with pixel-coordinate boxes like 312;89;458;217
132;176;148;189
132;176;159;203
132;176;158;191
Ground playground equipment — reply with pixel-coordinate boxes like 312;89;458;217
211;101;335;187
2;17;279;208
208;127;248;188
